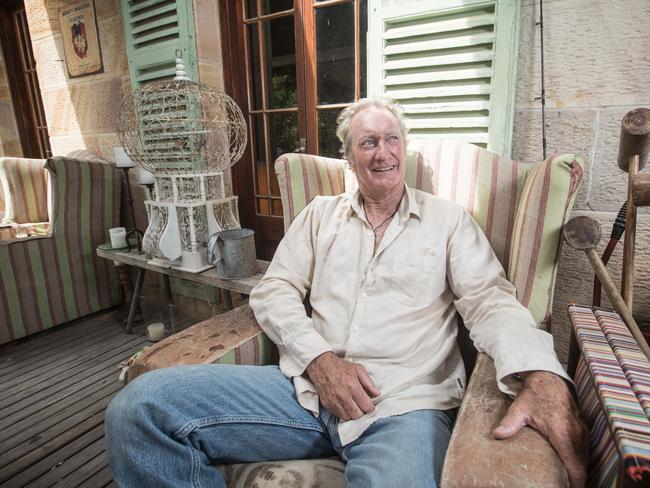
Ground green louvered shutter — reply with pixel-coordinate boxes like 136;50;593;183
367;0;520;156
121;0;198;88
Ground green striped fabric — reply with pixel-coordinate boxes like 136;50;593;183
274;139;583;330
0;157;49;224
0;156;122;345
274;154;347;232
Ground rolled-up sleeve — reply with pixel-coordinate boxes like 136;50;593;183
446;209;570;396
249;198;333;377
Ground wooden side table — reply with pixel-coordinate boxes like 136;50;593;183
96;247;269;333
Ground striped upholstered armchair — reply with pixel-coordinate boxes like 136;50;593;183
0;155;122;345
127;139;584;487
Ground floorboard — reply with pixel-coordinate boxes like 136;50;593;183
0;309;151;487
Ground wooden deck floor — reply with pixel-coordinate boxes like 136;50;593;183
0;309;150;488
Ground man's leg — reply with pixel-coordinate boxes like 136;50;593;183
105;364;336;488
334;409;455;488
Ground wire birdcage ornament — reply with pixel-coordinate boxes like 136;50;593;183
116;52;248;272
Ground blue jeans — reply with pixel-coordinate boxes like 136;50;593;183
105;364;455;487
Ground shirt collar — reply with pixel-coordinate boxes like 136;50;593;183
345;182;421;223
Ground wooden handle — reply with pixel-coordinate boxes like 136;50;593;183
586;249;650;361
622;156;638;312
632;172;650;206
617;108;650;172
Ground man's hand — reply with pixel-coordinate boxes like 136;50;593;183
493;371;588;488
306;352;380;421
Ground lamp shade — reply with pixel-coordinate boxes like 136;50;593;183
114;147;135;168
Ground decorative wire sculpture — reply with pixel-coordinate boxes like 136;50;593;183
115;52;248;272
117;74;247;175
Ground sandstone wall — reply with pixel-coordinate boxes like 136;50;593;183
0;48;22;157
512;0;650;362
24;0;128;159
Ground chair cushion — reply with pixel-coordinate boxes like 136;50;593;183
0;157;49;224
274;154;346;231
220;458;345;488
569;305;650;486
508;155;583;327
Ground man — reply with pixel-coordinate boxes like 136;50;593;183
106;98;586;488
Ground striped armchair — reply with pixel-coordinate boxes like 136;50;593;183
128;139;584;487
0;155;122;345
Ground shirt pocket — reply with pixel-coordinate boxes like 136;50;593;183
388;251;446;306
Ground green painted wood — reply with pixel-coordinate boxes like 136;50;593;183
489;0;520;156
120;0;198;88
367;0;520;155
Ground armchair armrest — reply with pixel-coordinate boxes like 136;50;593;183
126;304;277;383
441;353;568;487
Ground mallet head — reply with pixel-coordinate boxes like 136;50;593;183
563;216;602;250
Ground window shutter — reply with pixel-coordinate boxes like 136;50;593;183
367;0;520;156
120;0;198;88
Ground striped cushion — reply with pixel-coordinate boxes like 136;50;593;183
0;157;122;344
0;157;49;223
508;154;583;327
274;139;584;328
274;154;346;231
570;304;650;485
0;180;4;219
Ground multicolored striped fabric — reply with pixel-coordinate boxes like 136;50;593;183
0;156;122;345
275;139;584;329
0;157;50;224
570;304;650;486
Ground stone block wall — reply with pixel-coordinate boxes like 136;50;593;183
24;0;128;159
512;0;650;362
0;49;22;157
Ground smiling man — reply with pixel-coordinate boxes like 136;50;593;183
105;98;586;488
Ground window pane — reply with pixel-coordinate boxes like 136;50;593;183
272;199;284;217
318;109;341;159
247;25;263;110
257;197;270;216
264;16;297;109
261;0;293;15
245;0;257;19
360;0;367;97
316;2;355;104
251;114;268;196
269;112;298;160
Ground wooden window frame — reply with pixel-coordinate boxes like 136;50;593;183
0;0;51;159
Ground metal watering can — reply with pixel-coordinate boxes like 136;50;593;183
207;228;257;279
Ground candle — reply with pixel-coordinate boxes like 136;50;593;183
147;322;166;341
109;227;127;248
114;147;135;168
138;167;155;184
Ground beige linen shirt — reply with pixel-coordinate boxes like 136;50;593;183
249;184;567;445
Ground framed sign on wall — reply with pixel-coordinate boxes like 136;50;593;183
59;0;103;78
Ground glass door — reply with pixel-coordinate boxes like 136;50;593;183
222;0;366;259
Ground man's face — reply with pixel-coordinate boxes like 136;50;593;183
348;107;406;199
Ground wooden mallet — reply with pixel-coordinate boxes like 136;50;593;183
617;108;650;312
564;215;650;361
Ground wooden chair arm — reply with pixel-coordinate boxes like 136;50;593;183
126;304;272;383
441;353;569;487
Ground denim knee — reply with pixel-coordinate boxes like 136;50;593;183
105;369;173;438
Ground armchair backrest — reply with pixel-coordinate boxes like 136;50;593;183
275;139;584;329
0;157;49;224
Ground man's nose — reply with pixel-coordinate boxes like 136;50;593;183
376;139;389;159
